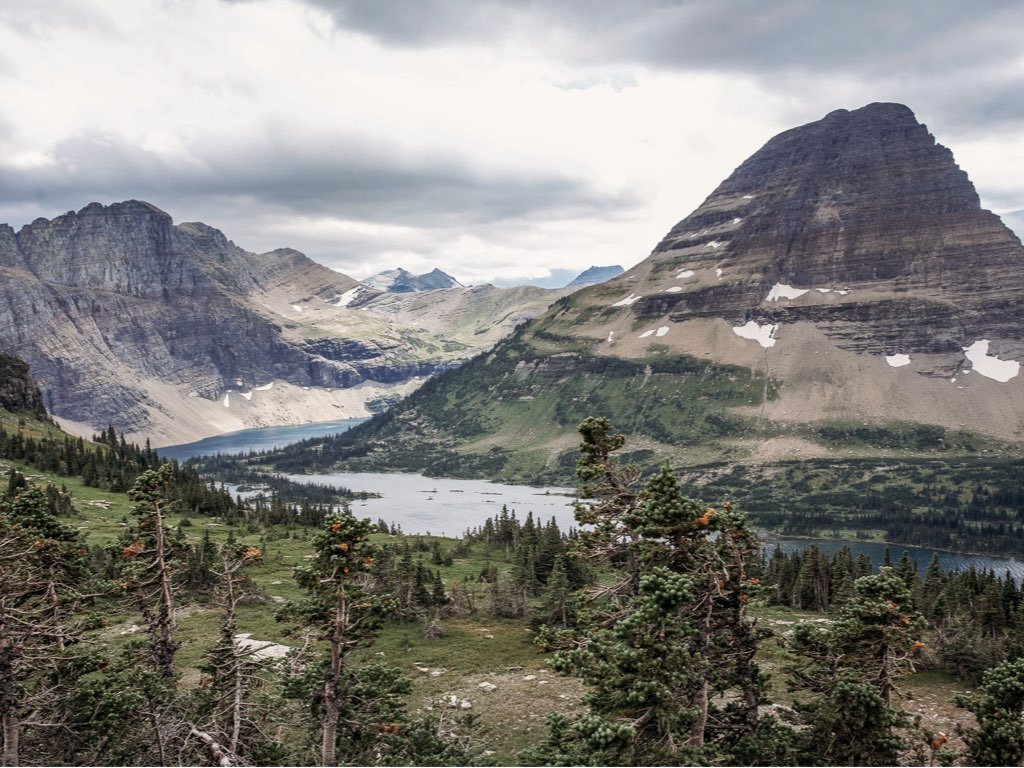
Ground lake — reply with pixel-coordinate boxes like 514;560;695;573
156;417;368;462
162;420;1024;581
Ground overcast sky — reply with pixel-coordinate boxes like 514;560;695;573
2;0;1023;286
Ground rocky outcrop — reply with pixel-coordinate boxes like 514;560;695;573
0;354;48;418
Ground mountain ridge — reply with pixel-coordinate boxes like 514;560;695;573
284;102;1024;482
0;201;562;446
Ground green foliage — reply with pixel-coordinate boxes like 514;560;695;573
786;567;926;765
532;419;772;765
957;657;1024;766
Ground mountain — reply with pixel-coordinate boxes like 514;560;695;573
0;202;563;446
362;267;463;292
565;264;624;289
287;103;1024;482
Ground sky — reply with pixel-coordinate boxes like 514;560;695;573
1;1;1024;287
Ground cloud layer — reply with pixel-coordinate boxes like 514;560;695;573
1;0;1022;284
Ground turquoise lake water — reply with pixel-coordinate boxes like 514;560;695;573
161;419;1024;580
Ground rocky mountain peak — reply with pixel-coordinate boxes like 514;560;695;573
565;264;625;289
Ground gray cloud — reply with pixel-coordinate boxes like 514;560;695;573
0;129;635;228
287;0;1024;132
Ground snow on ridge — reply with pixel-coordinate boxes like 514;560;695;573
255;382;274;391
963;340;1020;382
665;286;683;293
885;354;911;368
765;283;809;302
732;321;777;348
333;287;362;307
676;269;695;279
612;293;642;307
656;326;669;337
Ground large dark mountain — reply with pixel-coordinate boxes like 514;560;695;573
294;103;1024;482
0;202;560;446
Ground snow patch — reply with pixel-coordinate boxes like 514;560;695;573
732;218;742;225
240;390;253;400
705;240;724;249
716;268;723;278
766;283;809;302
656;326;669;337
222;394;230;408
963;340;1020;382
732;321;777;348
835;289;850;295
333;287;361;307
291;304;303;313
612;293;642;307
676;270;695;279
606;331;614;343
816;288;831;293
741;194;754;199
255;382;274;391
639;330;655;339
885;354;911;368
665;286;683;293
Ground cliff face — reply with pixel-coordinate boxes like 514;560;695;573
319;103;1024;481
0;203;438;443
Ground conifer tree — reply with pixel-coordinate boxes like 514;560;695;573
532;418;767;765
279;513;395;765
787;566;926;765
957;656;1024;765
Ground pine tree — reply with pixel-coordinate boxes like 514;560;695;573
956;656;1024;766
787;566;927;765
279;513;395;766
531;418;768;765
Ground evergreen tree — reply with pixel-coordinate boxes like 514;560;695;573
279;513;395;765
532;418;768;765
957;656;1024;766
787;567;927;765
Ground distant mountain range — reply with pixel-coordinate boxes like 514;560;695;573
296;103;1024;482
362;267;464;292
0;203;567;445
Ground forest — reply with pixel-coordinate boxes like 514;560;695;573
1;416;1023;766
